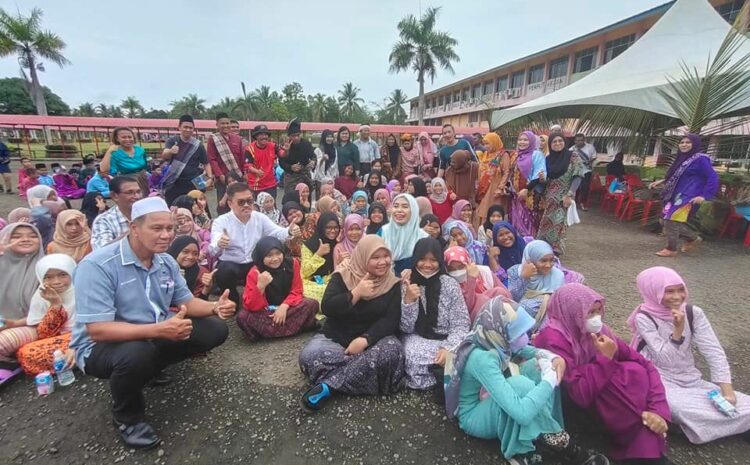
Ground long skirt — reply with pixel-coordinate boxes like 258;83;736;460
401;334;445;390
18;332;72;375
537;189;568;254
235;298;318;341
510;195;542;237
299;333;404;395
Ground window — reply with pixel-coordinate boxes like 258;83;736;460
453;91;460;103
438;95;444;106
548;57;569;79
469;112;480;123
496;75;508;92
510;71;525;89
462;88;470;101
483;80;494;95
432;98;437;108
603;34;635;64
471;84;481;99
717;0;743;22
527;64;545;84
574;47;598;73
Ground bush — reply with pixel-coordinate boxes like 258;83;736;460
45;144;79;157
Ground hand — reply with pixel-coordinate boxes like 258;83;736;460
219;174;226;185
218;229;230;249
200;270;215;288
720;384;737;406
538;171;546;182
671;308;685;335
551;357;566;383
354;274;377;300
40;286;63;306
255;169;265;178
563;195;572;208
434;348;449;367
169;144;180;155
648;179;663;190
0;237;23;256
64;348;76;370
288;223;301;238
518;188;528;201
205;178;215;190
356;181;365;189
690;196;705;205
404;277;421;304
272;304;288;326
466;263;480;279
338;250;351;262
448;239;458;248
159;305;193;341
257;271;273;289
344;336;369;355
106;144;119;153
214;289;237;319
488;246;500;259
363;218;370;227
399;269;412;282
449;192;457;201
641;411;668;437
520;261;537;280
591;333;617;359
291;163;302;172
316;239;331;257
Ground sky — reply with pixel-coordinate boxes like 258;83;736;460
0;0;668;112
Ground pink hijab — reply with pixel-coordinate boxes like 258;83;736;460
451;199;471;221
416;196;433;217
339;214;364;254
374;188;391;208
545;283;614;366
626;266;688;347
417;131;437;166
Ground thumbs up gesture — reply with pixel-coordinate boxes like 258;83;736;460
354;273;377;300
161;305;193;341
214;289;237;320
257;270;274;289
403;276;421;304
169;143;180;155
288;223;301;238
316;239;331;257
218;228;231;249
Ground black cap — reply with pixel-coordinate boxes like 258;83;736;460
286;118;301;136
252;124;271;139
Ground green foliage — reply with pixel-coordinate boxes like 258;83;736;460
0;77;69;114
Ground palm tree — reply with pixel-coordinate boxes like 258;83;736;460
384;89;408;124
95;103;110;117
0;7;70;142
170;94;206;118
109;105;123;118
389;6;459;125
75;102;96;116
120;96;143;118
251;85;282;120
338;82;365;121
233;82;257;121
309;93;327;122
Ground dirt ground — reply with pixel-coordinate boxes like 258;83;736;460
0;176;749;465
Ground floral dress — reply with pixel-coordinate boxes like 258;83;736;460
537;154;585;254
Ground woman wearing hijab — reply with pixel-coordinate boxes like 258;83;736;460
535;283;671;464
364;170;385;202
444;246;510;322
334;214;364;267
538;134;549;156
442;219;488;266
417;132;438;179
315;195;343;224
300;212;340;303
407;176;428;198
298;235;404;411
419;214;446;248
187;189;212;226
335;163;359;199
15;254;78;375
239;237;318;340
445;297;607;465
386;179;402;195
450;199;475;232
488;221;526;283
476;133;511;228
382;193;429;276
174;208;211;260
429;177;455;225
295;183;312;212
509;131;547;237
380;134;400;178
47;210;92;262
648;133;719;257
395;133;421;180
478;204;506;247
319;177;349;211
606;152;626;179
366;202;388;235
80;192;107;228
314;129;339;187
281;200;314;257
167;236;211;297
416;196;433;219
349;190;369;217
537;133;586;255
0;223;45;365
399;238;470;390
629;266;750;444
373;188;391;211
255;191;281;224
445;150;479;206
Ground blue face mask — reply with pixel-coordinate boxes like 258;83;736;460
509;333;529;353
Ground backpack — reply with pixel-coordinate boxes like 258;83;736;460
636;304;694;353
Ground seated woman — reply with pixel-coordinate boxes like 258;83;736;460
187;189;212;229
450;199;475;236
444;246;510;322
333;214;364;267
363;170;385;203
315;195;343;224
349;190;369;217
281;201;316;257
381;193;428;276
406;176;428;198
628;266;750;444
445;297;607;465
400;238;470;390
298;235;404;411
167;236;211;298
255;191;281;224
535;283;671;464
442;219;487;266
428;177;455;225
420;214;446;249
373;188;391;211
386;179;402;196
53;166;86;200
296;183;312;212
507;240;565;332
239;237;319;341
16;254;78;375
478;205;506;247
300;212;340;303
47;210;92;263
335;163;359;199
0;223;45;368
319;178;348;212
366;202;388;236
488;221;526;284
80;192;107;228
27;185;63;247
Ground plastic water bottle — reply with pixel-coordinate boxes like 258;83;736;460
53;350;75;386
708;389;738;417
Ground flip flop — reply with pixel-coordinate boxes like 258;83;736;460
0;362;23;387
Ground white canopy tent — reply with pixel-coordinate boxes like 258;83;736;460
491;0;750;129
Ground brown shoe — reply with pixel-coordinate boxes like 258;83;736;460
680;237;702;253
656;249;678;257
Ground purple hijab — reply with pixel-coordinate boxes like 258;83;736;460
516;131;538;179
662;133;704;202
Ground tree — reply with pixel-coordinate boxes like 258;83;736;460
142;108;169;119
108;105;123;118
211;96;240;119
0;77;69;115
384;89;408;124
338;82;365;121
170;94;206;118
251;85;283;121
120;96;143;118
308;93;327;122
95;103;110;117
0;7;70;140
389;6;459;125
74;102;96;116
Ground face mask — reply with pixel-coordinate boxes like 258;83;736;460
509;333;529;353
448;269;467;283
585;315;603;334
418;269;439;279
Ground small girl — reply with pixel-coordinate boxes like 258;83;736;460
296;183;311;211
333;214;364;267
255;191;281;224
428;177;456;225
350;191;369;217
386;179;402;195
188;189;212;228
442;219;488;266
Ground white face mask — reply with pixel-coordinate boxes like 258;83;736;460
585;315;603;334
418;269;439;279
448;269;467;283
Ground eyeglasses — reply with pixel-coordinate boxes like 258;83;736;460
233;198;254;206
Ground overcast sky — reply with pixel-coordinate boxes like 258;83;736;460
0;0;666;111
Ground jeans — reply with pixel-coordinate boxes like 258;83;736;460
664;219;698;251
83;317;229;424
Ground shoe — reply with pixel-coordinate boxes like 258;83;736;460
580;452;610;465
655;249;678;257
113;419;160;449
508;453;543;465
5;190;13;195
680;237;702;253
147;372;172;387
300;383;331;412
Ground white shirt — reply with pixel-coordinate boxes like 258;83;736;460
210;211;290;264
570;142;597;169
354;138;379;164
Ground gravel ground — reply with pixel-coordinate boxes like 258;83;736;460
1;180;749;465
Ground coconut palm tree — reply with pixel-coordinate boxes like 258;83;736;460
388;6;459;125
75;102;96;117
0;7;70;142
95;103;110;117
109;105;123;118
309;93;327;122
120;96;143;118
384;89;408;124
170;94;206;118
338;82;365;121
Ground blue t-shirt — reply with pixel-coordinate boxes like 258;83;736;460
110;146;148;175
438;139;476;170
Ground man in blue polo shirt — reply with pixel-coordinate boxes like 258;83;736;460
436;123;477;178
71;197;236;449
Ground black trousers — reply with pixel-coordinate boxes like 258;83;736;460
84;317;229;425
164;179;195;206
213;260;253;305
575;172;593;206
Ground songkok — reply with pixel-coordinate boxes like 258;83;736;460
131;197;169;221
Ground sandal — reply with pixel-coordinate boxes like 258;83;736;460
655;249;678;257
681;237;702;253
0;362;23;387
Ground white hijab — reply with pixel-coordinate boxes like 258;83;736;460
26;254;77;328
27;185;55;208
380;193;428;261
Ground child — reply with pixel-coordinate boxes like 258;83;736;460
479;205;506;247
333;214;364;266
350;191;369;217
36;163;54;187
86;167;111;198
18;167;39;198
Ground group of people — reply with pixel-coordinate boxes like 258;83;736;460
0;116;738;462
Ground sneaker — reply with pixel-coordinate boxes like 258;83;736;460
300;383;331;412
680;237;702;253
655;249;678;257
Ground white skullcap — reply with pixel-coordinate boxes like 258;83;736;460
550;124;562;131
359;125;371;131
131;197;170;221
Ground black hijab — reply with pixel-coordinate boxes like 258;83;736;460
545;134;572;181
282;190;309;213
282;201;305;225
419;213;447;248
367;202;388;235
251;236;294;306
167;235;201;291
172;194;196;211
365;170;384;202
304;211;339;276
385;134;400;167
410;177;428;198
80;192;104;228
483;205;506;233
410;237;447;340
607;152;626;178
319;129;336;172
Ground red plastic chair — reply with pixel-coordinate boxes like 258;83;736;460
720;205;750;247
599;175;623;213
619;183;661;225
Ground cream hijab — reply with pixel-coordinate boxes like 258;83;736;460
0;223;45;320
336;235;399;300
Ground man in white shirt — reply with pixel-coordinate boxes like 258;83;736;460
90;175;142;249
210;182;301;304
353;125;379;176
570;133;597;210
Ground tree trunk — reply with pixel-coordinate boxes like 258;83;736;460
417;73;425;126
27;56;52;145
